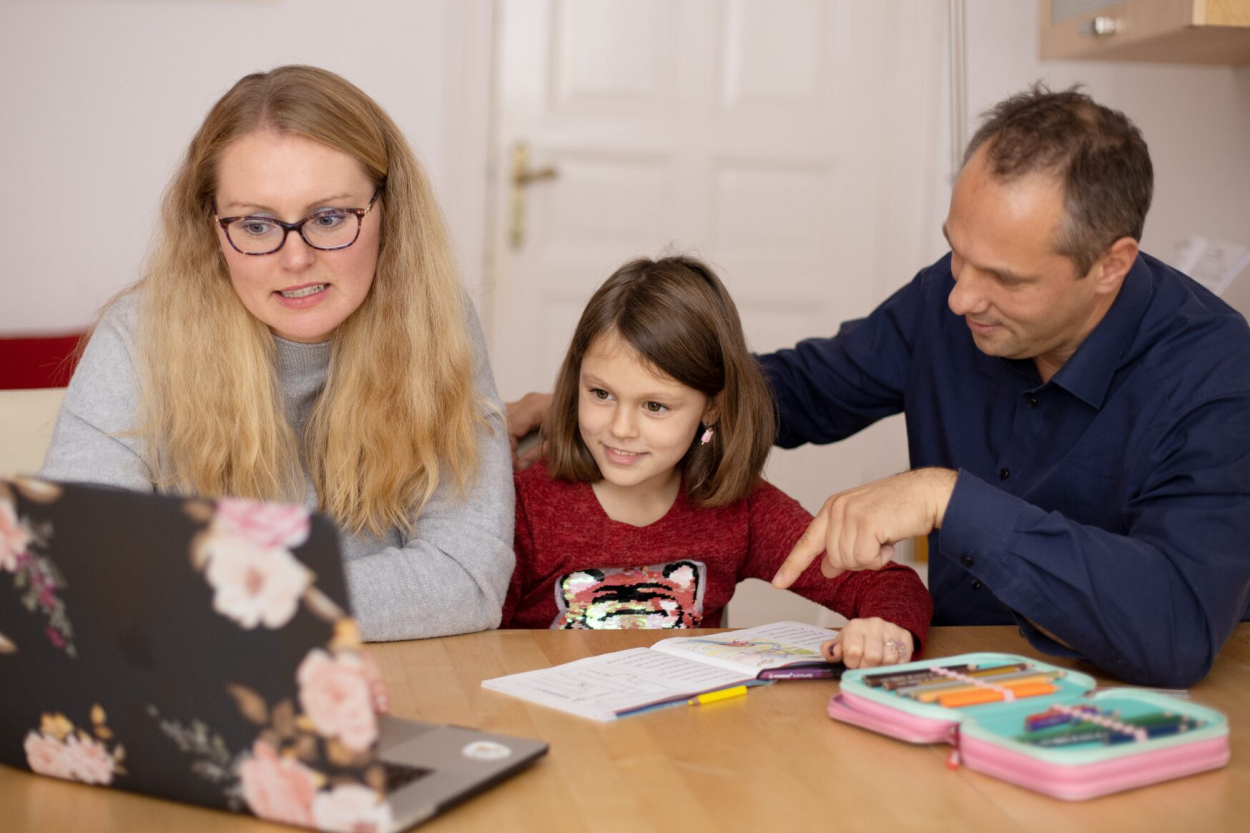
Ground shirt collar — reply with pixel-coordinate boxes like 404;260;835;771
1047;254;1152;409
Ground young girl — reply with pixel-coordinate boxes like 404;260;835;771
503;256;932;668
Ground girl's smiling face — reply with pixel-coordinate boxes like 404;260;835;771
577;331;718;501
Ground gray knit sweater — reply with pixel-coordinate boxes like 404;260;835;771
40;291;514;642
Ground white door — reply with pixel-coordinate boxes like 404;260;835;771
487;0;950;625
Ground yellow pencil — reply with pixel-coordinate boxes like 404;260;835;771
689;685;749;706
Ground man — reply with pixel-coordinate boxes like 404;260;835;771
764;84;1250;687
510;85;1250;687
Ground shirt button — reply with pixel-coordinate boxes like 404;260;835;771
999;468;1010;480
1026;396;1039;408
960;555;974;568
971;580;983;590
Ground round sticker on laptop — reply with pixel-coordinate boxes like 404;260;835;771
461;740;513;761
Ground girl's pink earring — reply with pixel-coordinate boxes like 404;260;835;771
700;426;714;445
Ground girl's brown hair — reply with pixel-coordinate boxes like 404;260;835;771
546;256;775;507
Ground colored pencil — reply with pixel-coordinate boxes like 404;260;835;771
912;671;1062;703
861;663;978;688
894;666;1042;698
938;681;1058;708
871;662;1031;691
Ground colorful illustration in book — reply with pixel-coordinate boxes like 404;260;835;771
669;635;823;668
552;560;705;629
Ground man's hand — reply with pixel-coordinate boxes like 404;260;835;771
505;392;553;470
772;468;957;587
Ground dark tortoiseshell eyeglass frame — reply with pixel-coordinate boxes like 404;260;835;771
213;186;383;256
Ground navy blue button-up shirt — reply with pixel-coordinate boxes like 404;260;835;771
759;252;1250;687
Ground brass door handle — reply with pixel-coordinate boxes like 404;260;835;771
511;142;558;248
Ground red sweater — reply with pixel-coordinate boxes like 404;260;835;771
505;461;932;650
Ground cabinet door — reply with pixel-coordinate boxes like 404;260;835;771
1040;0;1250;64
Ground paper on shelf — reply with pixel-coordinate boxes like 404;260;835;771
1173;235;1249;298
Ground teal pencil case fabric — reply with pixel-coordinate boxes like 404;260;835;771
828;652;1229;800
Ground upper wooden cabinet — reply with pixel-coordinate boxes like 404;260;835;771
1040;0;1250;64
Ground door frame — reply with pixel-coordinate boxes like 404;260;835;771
440;0;501;328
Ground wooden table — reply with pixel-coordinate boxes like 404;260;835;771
3;625;1248;832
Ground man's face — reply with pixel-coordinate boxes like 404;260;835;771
943;146;1113;382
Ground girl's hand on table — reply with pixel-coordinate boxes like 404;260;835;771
822;618;914;668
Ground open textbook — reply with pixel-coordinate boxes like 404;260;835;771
482;621;840;721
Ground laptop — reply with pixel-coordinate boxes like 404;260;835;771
0;476;547;832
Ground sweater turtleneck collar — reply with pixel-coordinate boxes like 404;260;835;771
273;335;332;380
272;336;331;431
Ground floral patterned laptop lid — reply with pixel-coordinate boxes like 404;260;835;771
0;476;395;832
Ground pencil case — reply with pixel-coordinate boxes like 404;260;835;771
827;652;1229;800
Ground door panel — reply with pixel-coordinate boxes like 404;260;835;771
491;0;948;625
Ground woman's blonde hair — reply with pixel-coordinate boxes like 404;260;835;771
546;256;776;507
132;65;485;535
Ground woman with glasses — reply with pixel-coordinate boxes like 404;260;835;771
39;65;513;641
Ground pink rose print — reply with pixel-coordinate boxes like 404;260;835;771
24;731;75;780
0;495;30;573
24;709;122;786
193;498;314;630
238;740;319;827
201;533;313;629
312;784;393;833
214;498;311;550
60;734;118;785
360;650;390;716
297;649;379;752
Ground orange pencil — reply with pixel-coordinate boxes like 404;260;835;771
938;682;1058;708
916;673;1058;703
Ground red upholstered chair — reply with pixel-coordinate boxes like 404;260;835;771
0;336;81;473
0;334;84;390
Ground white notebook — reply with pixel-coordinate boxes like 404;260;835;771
482;621;839;721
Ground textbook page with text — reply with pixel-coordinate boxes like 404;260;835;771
481;621;839;721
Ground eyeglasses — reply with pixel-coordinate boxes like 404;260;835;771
214;188;382;256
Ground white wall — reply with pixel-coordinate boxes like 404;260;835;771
0;0;490;335
2;0;1247;334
